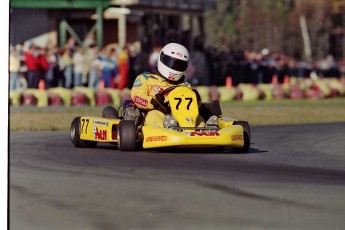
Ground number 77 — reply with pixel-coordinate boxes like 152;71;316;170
174;97;193;110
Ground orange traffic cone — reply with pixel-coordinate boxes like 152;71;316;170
283;75;290;85
98;79;105;91
38;79;45;91
225;76;233;88
271;74;278;85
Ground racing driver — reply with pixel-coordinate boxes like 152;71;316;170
130;42;218;128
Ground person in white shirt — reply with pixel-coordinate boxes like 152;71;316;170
72;46;85;87
9;48;21;91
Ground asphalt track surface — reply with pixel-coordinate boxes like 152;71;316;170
9;123;345;230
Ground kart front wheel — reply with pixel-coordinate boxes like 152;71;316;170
70;117;97;148
233;121;250;153
117;120;136;151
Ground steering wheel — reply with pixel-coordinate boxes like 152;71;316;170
152;85;181;114
159;85;180;96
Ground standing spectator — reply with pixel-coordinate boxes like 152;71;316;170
185;58;196;84
117;46;130;90
52;46;62;87
110;48;119;88
9;48;20;91
99;47;117;88
276;55;290;83
190;37;209;86
24;44;40;88
127;44;138;89
339;59;345;78
128;42;150;89
82;47;91;87
37;47;49;88
148;45;161;71
65;37;77;52
73;46;85;87
86;44;101;90
83;33;96;50
45;47;59;89
61;48;74;89
325;55;340;78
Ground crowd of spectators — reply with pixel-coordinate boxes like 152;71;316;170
187;42;344;87
145;34;344;87
9;36;345;92
9;38;134;92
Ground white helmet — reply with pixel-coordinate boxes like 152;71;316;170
157;43;189;82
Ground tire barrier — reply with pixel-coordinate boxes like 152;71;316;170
47;87;72;106
8;78;345;107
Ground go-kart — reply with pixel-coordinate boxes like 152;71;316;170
70;85;250;153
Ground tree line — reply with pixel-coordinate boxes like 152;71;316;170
204;0;344;61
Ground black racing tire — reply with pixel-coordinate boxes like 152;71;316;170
70;117;97;148
117;120;136;151
232;121;250;153
102;106;119;119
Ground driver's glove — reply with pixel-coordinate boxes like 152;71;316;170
150;94;164;108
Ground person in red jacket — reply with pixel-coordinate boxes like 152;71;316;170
37;47;50;89
24;44;41;88
117;46;129;90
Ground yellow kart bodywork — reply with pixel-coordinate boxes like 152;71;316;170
71;86;250;152
77;116;120;143
74;115;245;149
142;122;244;149
141;86;246;149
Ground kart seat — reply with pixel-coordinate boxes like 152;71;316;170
199;100;222;121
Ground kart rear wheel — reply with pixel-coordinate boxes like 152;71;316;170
70;117;97;148
233;121;250;153
117;120;136;151
102;106;119;119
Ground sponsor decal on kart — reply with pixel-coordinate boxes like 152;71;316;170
189;131;220;136
145;135;168;142
93;127;107;140
153;86;163;94
133;83;142;87
148;85;164;95
133;78;143;87
232;135;243;141
133;96;148;107
93;120;109;126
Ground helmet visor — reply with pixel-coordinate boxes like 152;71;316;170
160;52;188;72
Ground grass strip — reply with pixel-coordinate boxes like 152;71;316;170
9;98;345;131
